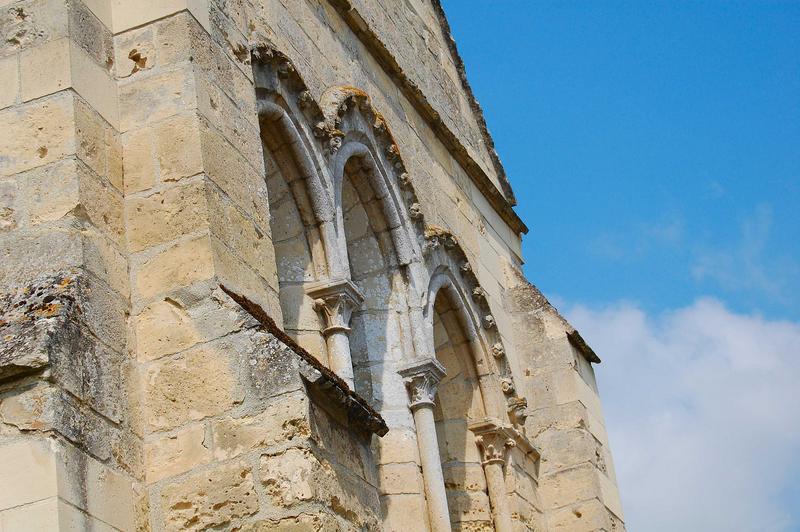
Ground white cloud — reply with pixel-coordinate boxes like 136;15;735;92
566;298;800;532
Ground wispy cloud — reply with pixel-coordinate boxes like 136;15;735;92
588;215;685;260
692;204;799;304
566;298;800;532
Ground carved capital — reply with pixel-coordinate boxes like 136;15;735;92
306;279;364;336
398;358;446;410
469;419;516;466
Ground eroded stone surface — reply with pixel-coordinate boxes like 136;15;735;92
160;460;259;531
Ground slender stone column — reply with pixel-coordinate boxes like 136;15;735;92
398;358;452;532
470;419;516;532
306;279;364;389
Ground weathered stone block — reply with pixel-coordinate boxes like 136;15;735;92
0;55;19;109
211;392;311;460
446;489;492;526
381;493;430;532
259;448;380;528
378;462;422;495
126;178;209;252
132;234;215;302
199;119;270;231
122;127;157;194
205;182;276;285
133;284;249;362
143;341;243;432
539;462;606;511
547;498;616;532
237;513;343;532
118;64;196;132
160;460;258;531
0;382;56;431
113;25;155;79
0;0;68;58
144;422;211;483
154;112;204;182
134;298;204;361
0;92;75;177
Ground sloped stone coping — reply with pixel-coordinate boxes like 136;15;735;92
220;285;389;437
567;330;601;364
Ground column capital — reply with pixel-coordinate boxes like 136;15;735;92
469;419;517;466
398;358;446;410
306;279;364;336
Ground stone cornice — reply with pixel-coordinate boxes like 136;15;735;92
326;0;529;236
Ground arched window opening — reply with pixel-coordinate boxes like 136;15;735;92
260;105;329;365
340;156;405;404
431;292;493;529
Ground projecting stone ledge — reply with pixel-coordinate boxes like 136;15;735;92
0;272;85;382
220;285;389;438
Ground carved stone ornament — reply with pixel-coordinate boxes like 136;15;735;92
472;286;487;301
305;279;364;336
507;396;528;428
297;90;313;109
397;358;447;410
492;342;506;358
469;419;517;466
500;377;515;395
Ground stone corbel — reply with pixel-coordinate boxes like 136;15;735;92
306;279;364;336
507;396;529;430
470;419;517;466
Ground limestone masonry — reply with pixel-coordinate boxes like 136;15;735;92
0;1;624;530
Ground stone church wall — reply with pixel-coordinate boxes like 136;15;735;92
0;1;624;530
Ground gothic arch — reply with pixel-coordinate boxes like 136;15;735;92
421;229;528;427
320;86;420;269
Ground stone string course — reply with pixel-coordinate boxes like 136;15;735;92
0;1;624;530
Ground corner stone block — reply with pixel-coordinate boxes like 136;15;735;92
547;498;618;532
126;177;209;253
121;126;157;194
132;234;216;303
539;462;621;519
154;112;204;183
117;64;197;132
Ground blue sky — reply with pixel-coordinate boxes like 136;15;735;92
442;2;800;530
443;0;799;321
